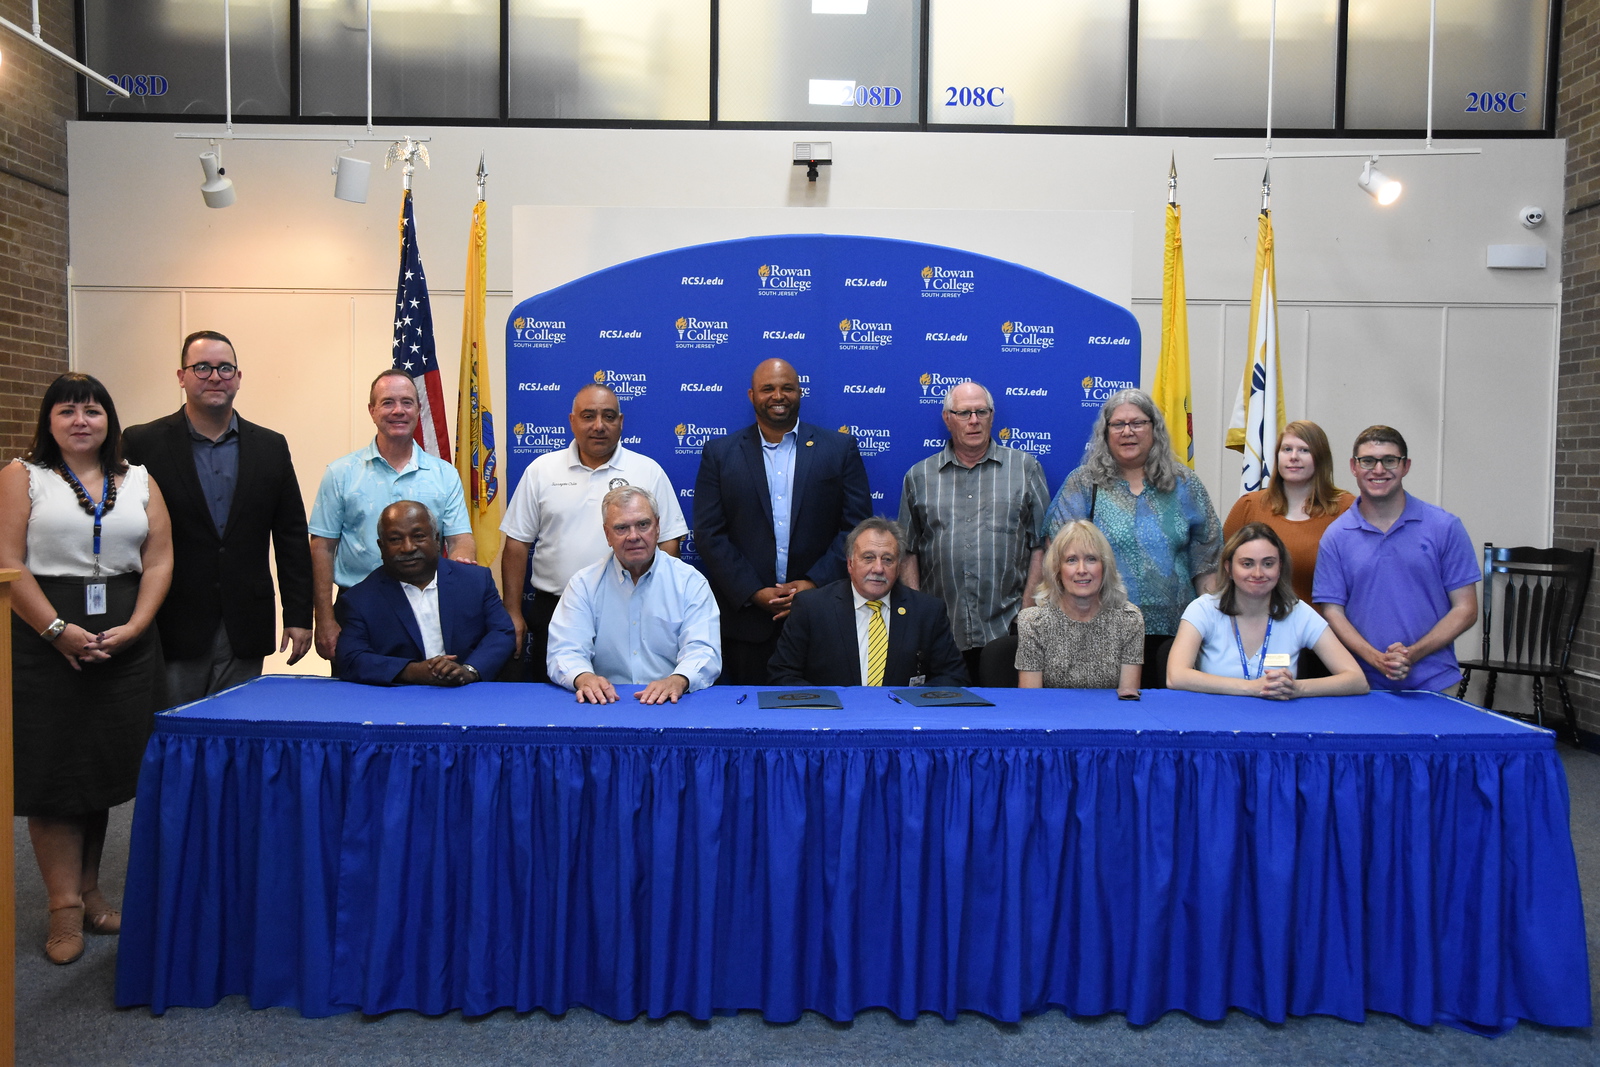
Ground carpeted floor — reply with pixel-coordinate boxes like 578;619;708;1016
13;748;1600;1067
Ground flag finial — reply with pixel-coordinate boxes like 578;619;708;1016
476;152;487;202
1260;163;1272;214
1168;152;1178;205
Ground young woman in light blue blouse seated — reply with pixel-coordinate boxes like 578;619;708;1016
1168;522;1368;700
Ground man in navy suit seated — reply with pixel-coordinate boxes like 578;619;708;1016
336;500;515;686
768;517;969;688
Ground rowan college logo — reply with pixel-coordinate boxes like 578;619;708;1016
593;370;605;384
675;422;688;437
675;317;689;331
839;318;853;339
758;265;770;278
921;266;933;281
1082;375;1094;392
919;372;932;387
1002;321;1015;339
998;427;1011;441
514;317;525;328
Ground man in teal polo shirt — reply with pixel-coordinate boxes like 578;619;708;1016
1313;425;1480;692
309;369;476;661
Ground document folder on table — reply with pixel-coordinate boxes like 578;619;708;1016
891;687;996;708
757;689;844;710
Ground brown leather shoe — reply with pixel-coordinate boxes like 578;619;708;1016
46;904;84;965
83;888;121;935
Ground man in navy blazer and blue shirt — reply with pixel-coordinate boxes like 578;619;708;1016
693;358;872;684
336;500;515;686
768;517;968;687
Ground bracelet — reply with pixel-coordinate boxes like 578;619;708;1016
38;618;66;642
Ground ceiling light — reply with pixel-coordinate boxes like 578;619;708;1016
199;150;235;209
1357;159;1401;206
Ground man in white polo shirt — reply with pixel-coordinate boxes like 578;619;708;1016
499;383;687;680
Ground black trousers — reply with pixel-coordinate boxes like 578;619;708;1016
499;589;561;683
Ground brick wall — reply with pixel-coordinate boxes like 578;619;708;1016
0;0;75;457
1557;0;1600;734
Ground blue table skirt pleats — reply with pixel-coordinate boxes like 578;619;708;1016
115;722;1590;1033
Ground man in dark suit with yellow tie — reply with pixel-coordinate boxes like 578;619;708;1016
768;517;968;688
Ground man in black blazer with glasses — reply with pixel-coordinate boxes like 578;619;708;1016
123;330;313;704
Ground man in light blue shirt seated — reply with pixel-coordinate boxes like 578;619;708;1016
547;485;721;704
308;369;475;662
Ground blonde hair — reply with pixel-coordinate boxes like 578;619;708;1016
1036;520;1129;614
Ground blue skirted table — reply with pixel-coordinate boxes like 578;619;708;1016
114;677;1590;1034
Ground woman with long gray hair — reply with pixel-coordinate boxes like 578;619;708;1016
1043;388;1221;686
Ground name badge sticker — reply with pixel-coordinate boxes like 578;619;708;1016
1263;653;1292;670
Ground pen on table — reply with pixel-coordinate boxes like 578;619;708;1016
735;692;748;704
886;691;906;704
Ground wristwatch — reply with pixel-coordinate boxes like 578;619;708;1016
39;618;66;642
461;664;481;682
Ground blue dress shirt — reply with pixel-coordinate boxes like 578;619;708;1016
762;428;798;584
546;550;722;691
308;439;472;588
186;412;240;536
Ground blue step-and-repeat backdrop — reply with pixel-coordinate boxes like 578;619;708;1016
505;233;1140;566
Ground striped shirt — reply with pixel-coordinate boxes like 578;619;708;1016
898;441;1051;651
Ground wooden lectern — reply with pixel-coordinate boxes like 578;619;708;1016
0;569;17;1067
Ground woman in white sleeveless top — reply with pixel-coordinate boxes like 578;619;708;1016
0;373;172;965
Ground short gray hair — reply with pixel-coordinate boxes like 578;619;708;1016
601;484;659;525
845;516;903;558
941;380;994;413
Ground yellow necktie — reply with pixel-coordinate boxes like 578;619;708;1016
866;599;886;686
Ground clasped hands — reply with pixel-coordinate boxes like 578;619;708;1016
1252;667;1301;701
53;622;137;670
752;579;816;621
398;654;478;687
1375;642;1413;682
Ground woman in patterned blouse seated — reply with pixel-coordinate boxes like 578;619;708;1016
1167;523;1368;700
1015;520;1143;697
1043;388;1223;688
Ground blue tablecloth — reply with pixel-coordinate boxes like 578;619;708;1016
115;677;1590;1034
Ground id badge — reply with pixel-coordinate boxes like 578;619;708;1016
909;674;926;687
85;582;107;615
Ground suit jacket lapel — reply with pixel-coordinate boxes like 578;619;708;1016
886;585;916;683
791;423;816;525
381;573;428;655
164;410;215;542
220;416;255;542
737;425;775;527
835;582;863;686
434;559;456;652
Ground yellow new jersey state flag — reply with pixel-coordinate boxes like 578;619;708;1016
1225;210;1285;493
1152;202;1194;468
454;197;503;562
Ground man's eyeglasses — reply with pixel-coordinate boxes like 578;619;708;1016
1108;418;1151;433
948;408;992;421
1354;455;1406;471
185;362;237;380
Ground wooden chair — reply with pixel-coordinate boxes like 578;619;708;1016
1456;544;1593;743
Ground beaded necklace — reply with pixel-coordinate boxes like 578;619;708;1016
57;462;117;517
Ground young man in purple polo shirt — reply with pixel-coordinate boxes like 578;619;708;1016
1312;425;1480;692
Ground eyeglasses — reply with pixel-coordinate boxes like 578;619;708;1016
948;408;992;421
185;361;237;380
1108;418;1151;433
1354;455;1406;471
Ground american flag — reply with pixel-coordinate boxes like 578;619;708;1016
392;189;451;459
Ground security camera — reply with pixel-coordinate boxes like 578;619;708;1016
1521;206;1545;228
793;142;832;182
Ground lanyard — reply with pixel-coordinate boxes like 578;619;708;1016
59;466;109;576
1231;616;1274;680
